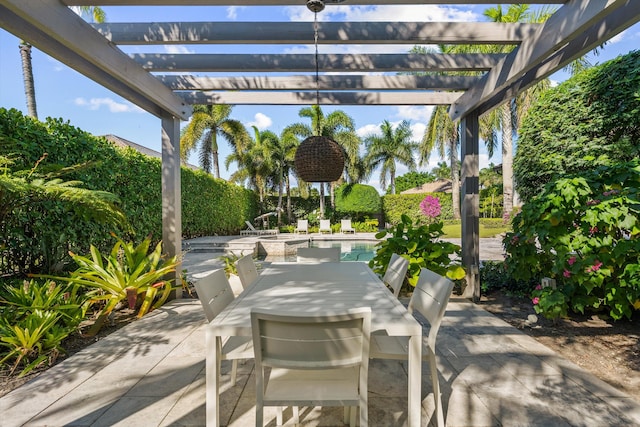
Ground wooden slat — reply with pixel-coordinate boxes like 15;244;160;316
133;53;504;72
64;0;566;6
450;0;633;121
159;74;479;91
94;21;538;45
175;91;462;105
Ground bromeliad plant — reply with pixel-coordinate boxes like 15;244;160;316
504;160;640;321
0;279;87;376
38;234;180;335
369;195;465;290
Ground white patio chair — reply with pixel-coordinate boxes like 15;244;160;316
251;307;371;427
383;253;409;297
193;269;253;387
296;247;341;263
294;219;308;234
236;254;259;289
240;220;261;236
340;219;356;234
318;219;332;234
369;267;454;427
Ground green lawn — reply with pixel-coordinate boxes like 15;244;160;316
441;219;510;238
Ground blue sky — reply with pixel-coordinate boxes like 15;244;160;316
1;4;638;193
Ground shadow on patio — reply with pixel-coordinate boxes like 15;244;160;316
2;298;639;426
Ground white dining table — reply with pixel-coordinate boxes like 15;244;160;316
205;262;422;426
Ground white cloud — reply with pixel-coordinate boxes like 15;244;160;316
164;45;194;54
392;105;434;122
356;123;381;138
410;122;426;142
248;112;272;130
549;79;560;88
608;30;626;45
226;6;245;20
74;97;143;113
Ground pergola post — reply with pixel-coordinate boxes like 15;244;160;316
161;115;183;298
460;111;481;302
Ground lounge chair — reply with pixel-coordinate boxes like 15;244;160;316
294;219;308;234
240;220;278;236
318;219;332;234
340;219;356;234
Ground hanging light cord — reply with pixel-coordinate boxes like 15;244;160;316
313;11;321;136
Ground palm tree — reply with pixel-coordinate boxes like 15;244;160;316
227;126;272;203
20;6;106;119
363;120;417;195
264;129;299;225
421;105;461;219
180;104;247;178
285;105;361;218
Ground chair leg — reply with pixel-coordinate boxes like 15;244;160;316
231;360;238;387
292;406;300;424
276;407;283;425
256;403;264;427
343;407;350;424
350;406;357;427
429;351;445;427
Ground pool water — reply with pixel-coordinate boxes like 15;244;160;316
310;241;378;262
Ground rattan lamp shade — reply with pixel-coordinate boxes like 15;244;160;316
294;136;344;182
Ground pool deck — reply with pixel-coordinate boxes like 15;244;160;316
1;237;640;426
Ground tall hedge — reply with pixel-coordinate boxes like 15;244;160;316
515;50;640;203
382;192;453;225
0;108;258;275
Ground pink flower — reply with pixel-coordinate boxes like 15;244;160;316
603;190;618;196
563;269;571;278
535;284;542;290
568;256;577;266
532;297;540;305
420;195;441;218
590;226;598;235
586;199;600;206
587;260;603;273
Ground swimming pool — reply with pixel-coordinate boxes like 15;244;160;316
310;241;379;262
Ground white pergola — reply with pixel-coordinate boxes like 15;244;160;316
1;0;638;300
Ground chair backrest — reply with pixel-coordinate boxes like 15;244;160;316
236;254;259;289
193;269;235;322
319;219;331;230
297;219;308;230
245;220;257;231
408;268;454;350
297;247;341;263
251;307;371;370
382;253;409;297
341;219;353;230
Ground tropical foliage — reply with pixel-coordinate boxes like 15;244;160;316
514;50;640;203
393;171;435;194
363;120;417;194
504;160;640;321
334;184;381;220
180;104;248;179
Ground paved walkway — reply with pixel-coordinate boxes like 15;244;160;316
2;237;639;426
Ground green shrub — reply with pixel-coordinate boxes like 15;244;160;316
369;214;465;290
382;192;453;225
515;50;640;203
504;160;640;320
334;184;381;219
480;260;536;297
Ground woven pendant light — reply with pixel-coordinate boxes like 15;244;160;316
294;0;345;183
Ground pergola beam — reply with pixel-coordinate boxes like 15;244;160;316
451;0;632;121
472;0;640;117
133;53;504;72
95;21;538;45
176;91;461;105
0;0;191;120
65;0;566;5
159;74;479;91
